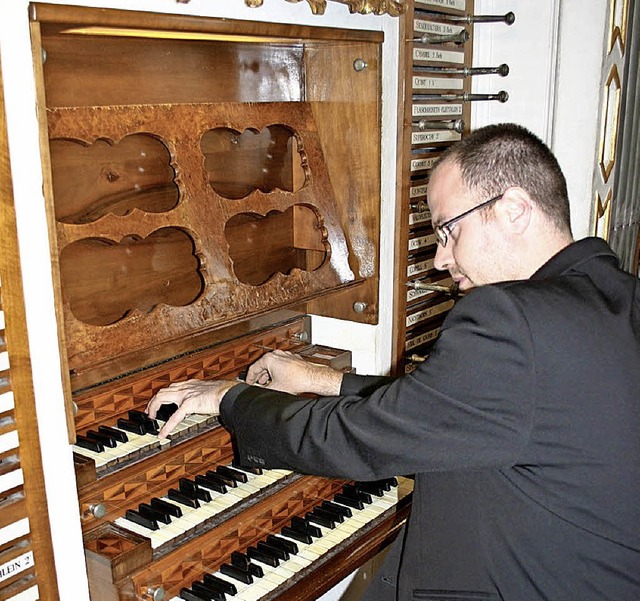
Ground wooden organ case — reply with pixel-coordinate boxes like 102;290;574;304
0;59;59;601
392;0;514;374
27;5;411;601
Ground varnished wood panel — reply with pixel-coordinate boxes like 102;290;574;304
46;102;360;377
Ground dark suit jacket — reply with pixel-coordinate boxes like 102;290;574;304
220;237;640;601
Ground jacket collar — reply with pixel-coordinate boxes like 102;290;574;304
531;237;619;280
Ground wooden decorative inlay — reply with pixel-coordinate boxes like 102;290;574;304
78;427;233;527
84;523;152;581
73;319;308;431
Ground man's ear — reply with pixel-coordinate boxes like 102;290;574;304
496;186;532;234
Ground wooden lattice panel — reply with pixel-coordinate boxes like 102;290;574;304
0;59;59;600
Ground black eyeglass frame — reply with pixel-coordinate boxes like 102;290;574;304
434;193;504;247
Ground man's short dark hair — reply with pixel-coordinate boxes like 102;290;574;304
436;123;572;233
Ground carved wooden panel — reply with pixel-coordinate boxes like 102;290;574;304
47;102;358;376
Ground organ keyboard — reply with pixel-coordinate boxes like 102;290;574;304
171;477;412;601
75;327;413;601
113;465;294;552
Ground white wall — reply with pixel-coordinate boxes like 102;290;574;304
472;0;608;240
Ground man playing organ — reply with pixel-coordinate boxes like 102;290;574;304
148;123;640;601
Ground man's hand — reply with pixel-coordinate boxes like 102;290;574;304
246;349;343;396
146;379;239;438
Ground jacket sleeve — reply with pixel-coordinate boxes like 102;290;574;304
219;285;536;481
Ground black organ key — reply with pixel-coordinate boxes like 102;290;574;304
116;418;146;435
314;506;343;524
179;588;211;601
280;526;312;544
216;465;248;484
75;435;104;453
138;502;171;525
257;540;289;561
191;581;226;601
230;551;249;569
98;424;128;443
291;516;322;538
355;481;385;497
168;488;200;509
205;470;235;489
306;510;335;530
195;473;227;494
246;546;279;567
334;493;364;510
150;497;182;518
266;534;298;555
193;486;212;503
128;409;160;435
179;478;212;503
322;500;352;518
212;468;237;488
155;402;179;422
343;484;373;504
220;562;253;584
85;430;117;448
248;563;263;578
231;551;264;578
125;508;158;531
202;573;237;596
232;460;263;475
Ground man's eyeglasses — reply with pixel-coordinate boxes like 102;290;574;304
434;193;504;247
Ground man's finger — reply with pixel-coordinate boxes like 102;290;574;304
158;403;189;438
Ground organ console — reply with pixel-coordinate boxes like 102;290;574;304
0;4;415;601
0;1;519;599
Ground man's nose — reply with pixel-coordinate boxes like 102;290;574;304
433;242;451;272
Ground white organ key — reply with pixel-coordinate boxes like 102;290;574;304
0;351;9;371
73;430;159;468
73;413;216;470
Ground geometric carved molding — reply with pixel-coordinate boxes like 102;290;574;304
599;64;621;182
593;188;613;241
608;0;629;52
244;0;406;16
591;0;629;237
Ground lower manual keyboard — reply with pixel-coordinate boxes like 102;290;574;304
170;476;413;601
